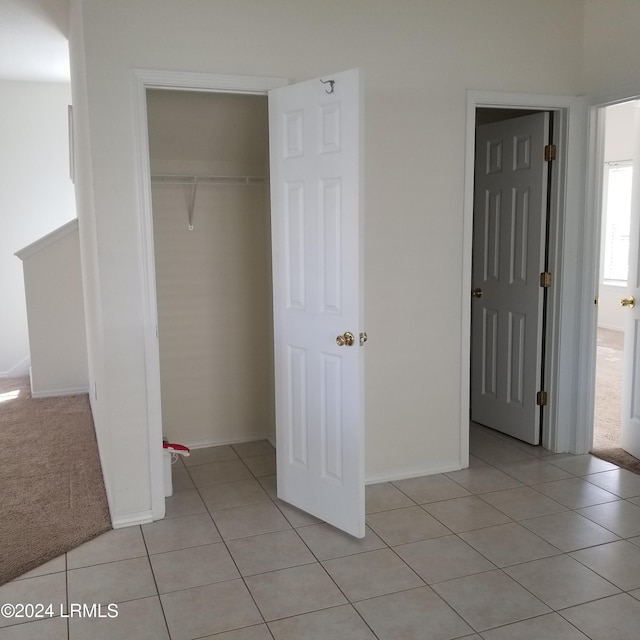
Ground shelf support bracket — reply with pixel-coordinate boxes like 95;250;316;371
188;178;198;230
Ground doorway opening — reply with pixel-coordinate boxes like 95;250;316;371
462;93;585;460
146;89;276;458
592;100;637;464
131;70;287;521
469;107;553;452
133;69;366;535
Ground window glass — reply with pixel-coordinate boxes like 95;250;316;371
602;162;633;286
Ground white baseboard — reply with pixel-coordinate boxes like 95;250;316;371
180;434;272;449
0;356;31;378
597;323;624;333
31;385;90;398
365;459;465;485
178;437;460;486
111;510;154;529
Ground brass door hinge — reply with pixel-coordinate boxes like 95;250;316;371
539;272;552;288
536;390;548;406
544;144;557;161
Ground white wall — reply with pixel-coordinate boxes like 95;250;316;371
69;1;114;522
16;221;89;396
583;0;640;97
604;103;636;162
0;81;76;377
69;0;588;524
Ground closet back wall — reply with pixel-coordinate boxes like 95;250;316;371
147;90;275;447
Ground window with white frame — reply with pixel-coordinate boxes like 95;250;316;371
602;161;633;286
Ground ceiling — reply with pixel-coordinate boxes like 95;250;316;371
0;0;70;82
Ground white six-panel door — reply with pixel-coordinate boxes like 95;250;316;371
268;69;365;537
620;243;640;459
471;112;549;445
621;107;640;459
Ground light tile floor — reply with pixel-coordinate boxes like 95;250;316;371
3;424;640;639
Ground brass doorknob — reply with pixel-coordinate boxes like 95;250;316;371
621;296;635;308
336;331;355;347
472;288;483;299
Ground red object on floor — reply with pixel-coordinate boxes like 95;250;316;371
163;441;190;456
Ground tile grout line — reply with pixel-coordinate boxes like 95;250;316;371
59;431;638;639
186;445;385;638
443;442;640;629
139;523;173;640
468;437;640;609
182;452;275;639
219;458;357;636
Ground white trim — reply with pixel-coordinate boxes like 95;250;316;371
15;219;79;261
587;87;640;108
0;356;31;378
31;386;90;398
365;460;464;486
182;435;273;450
111;511;154;529
545;98;588;453
131;69;288;523
132;69;287;94
462;91;587;458
68;105;75;183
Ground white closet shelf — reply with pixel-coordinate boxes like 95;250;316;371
151;174;268;185
150;174;269;230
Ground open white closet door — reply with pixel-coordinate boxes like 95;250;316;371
269;69;365;538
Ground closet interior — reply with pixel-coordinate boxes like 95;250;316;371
146;89;275;449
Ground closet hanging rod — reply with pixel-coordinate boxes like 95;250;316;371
150;174;268;186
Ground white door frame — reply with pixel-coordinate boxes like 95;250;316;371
462;91;587;460
131;69;287;520
580;88;640;455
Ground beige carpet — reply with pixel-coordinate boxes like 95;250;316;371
0;377;111;585
592;328;640;474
